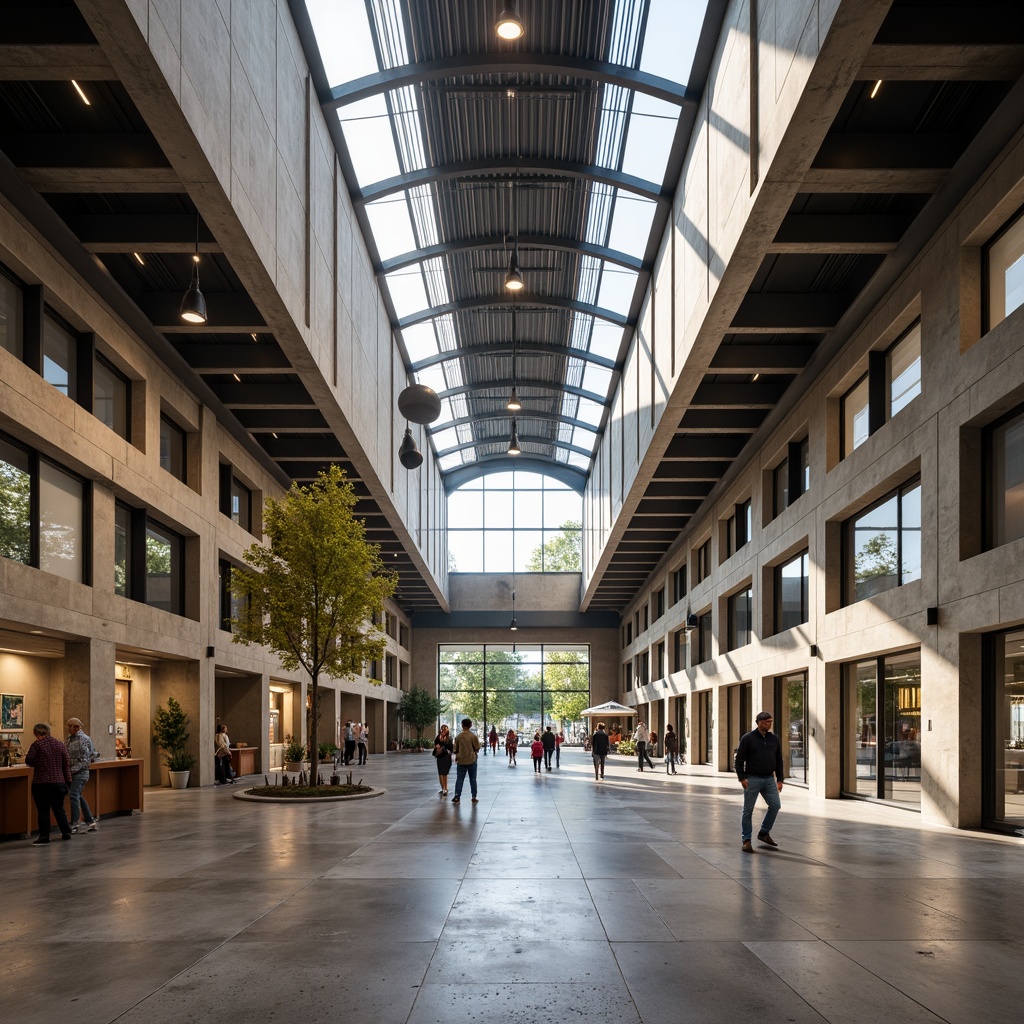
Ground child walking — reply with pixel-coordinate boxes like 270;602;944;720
531;732;544;773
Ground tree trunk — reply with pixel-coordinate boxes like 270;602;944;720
309;671;319;780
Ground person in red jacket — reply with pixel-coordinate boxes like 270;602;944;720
530;732;544;773
24;722;73;845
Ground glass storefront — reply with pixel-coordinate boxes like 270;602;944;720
776;671;808;784
984;627;1024;832
842;650;921;807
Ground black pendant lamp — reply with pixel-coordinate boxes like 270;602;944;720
508;419;521;456
179;215;207;324
398;426;423;470
504;247;524;292
510;590;518;631
496;3;525;40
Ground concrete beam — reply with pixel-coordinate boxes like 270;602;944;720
861;43;1024;81
709;344;817;372
767;214;911;254
68;214;221;253
730;295;848;333
172;343;291;373
0;44;113;79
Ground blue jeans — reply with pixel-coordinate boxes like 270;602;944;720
69;769;95;826
741;775;781;841
454;761;477;799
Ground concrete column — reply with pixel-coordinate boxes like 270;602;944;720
63;639;117;757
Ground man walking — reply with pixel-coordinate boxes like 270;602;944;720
735;711;784;852
66;718;100;832
590;722;609;780
541;725;556;770
342;721;356;765
633;721;654;771
451;718;481;804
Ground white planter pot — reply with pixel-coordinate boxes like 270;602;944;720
285;761;310;774
168;770;190;789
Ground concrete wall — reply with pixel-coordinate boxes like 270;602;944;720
612;122;1024;829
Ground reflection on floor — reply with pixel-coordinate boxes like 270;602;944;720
2;751;1022;1024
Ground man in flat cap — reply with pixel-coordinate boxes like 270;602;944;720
734;710;784;852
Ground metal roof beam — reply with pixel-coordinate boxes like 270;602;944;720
411;342;615;372
435;435;593;460
355;159;667;205
431;409;597;433
380;234;644;274
324;53;697;108
437;378;605;405
443;457;586;494
398;296;630;330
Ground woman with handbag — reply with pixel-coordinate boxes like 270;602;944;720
215;723;234;785
433;724;454;796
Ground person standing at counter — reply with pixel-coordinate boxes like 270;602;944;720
24;723;72;845
65;718;99;832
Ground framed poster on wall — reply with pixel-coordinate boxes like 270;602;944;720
1;693;25;730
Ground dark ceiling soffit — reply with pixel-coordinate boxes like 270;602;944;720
411;341;615;372
355;159;669;206
432;409;597;433
324;53;699;108
443;456;586;494
409;608;620;629
398;296;631;330
380;235;644;274
437;378;605;404
0;150;292;492
435;434;594;460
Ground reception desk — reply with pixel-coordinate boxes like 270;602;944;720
230;746;258;778
0;759;144;839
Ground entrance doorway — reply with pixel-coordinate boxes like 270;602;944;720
696;690;713;765
983;627;1024;831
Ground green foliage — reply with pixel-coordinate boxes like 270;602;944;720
617;738;636;756
401;737;434;749
854;532;898;585
246;784;371;797
0;459;31;564
283;736;308;762
153;696;193;771
526;520;582;572
397;687;445;741
230;466;397;772
318;741;338;760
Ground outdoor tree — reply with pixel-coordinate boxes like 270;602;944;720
439;649;523;725
543;650;590;730
396;687;445;744
526;520;582;571
230;465;396;778
853;532;898;597
0;461;31;564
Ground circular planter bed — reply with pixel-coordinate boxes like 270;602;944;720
233;784;384;803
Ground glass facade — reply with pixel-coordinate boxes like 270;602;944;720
986;627;1024;830
94;356;130;440
447;471;581;573
845;479;921;603
437;643;589;743
842;651;921;807
776;671;808;784
988;405;1024;548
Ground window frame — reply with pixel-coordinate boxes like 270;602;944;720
159;413;188;483
93;354;131;441
984;203;1024;332
773;549;810;634
726;586;753;652
984;401;1024;550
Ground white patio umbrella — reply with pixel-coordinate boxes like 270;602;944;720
579;700;638;719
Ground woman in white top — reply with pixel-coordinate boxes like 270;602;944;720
214;723;234;784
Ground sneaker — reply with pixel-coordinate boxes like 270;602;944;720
742;840;753;853
87;821;98;832
451;797;460;804
757;832;778;848
70;825;79;834
31;838;50;846
471;798;478;803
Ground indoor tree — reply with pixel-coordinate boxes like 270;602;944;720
396;687;445;746
230;465;396;778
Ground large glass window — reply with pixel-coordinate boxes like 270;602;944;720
0;435;31;565
727;587;752;651
447;471;581;572
94;357;130;440
724;500;751;559
841;374;870;457
0;269;23;359
774;550;809;633
986;206;1024;329
776;671;807;784
114;502;131;597
38;460;84;583
987;404;1024;548
160;415;187;482
438;643;590;743
845;479;922;604
671;565;687;604
842;651;921;807
219;558;247;632
772;438;810;518
697;610;713;663
42;316;77;399
145;520;183;614
887;323;922;418
694;538;711;584
0;433;86;583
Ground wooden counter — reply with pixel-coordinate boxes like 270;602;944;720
0;759;144;839
230;746;258;778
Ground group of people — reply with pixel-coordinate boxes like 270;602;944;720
23;719;100;845
341;721;369;765
431;719;480;802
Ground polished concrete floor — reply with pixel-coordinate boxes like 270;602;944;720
2;751;1022;1024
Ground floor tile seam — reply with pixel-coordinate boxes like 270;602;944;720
745;937;958;1024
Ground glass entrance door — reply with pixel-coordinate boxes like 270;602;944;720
984;627;1024;831
776;671;807;784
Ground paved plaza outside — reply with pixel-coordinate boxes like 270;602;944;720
1;750;1021;1024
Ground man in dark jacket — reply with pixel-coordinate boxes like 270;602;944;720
541;725;556;770
734;711;784;852
590;722;610;780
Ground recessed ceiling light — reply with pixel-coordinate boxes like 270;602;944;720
71;80;90;105
133;252;145;265
870;80;882;99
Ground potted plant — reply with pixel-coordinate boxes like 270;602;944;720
153;696;196;788
283;735;310;774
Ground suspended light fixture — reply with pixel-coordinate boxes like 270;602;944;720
508;419;521;456
507;303;521;411
397;383;442;424
507;386;521;412
179;215;207;324
398;426;423;470
495;3;525;40
510;590;518;631
504;247;524;292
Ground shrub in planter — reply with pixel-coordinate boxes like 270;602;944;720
617;738;637;756
284;736;308;763
153;696;196;779
318;741;338;761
